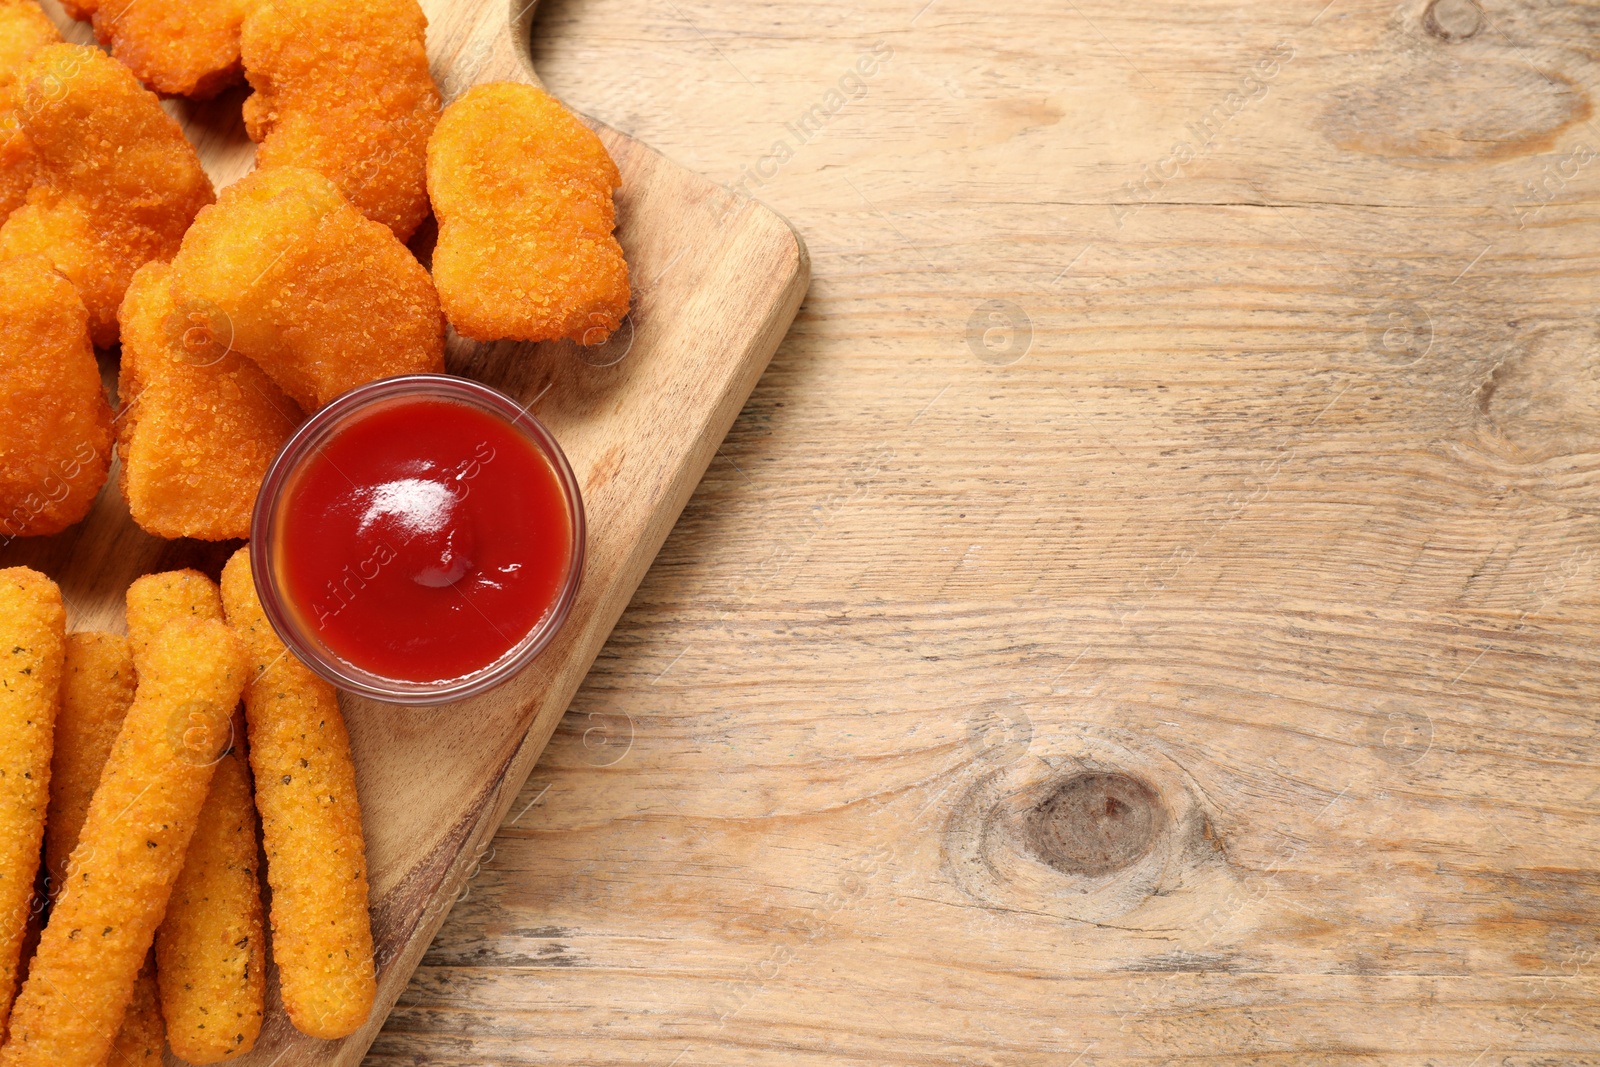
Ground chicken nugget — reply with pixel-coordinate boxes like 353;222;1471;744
0;256;113;539
242;0;439;240
117;262;303;541
221;549;375;1039
0;2;57;82
0;568;62;1043
0;89;33;224
0;0;59;224
125;570;265;1061
427;82;630;344
168;166;444;412
44;634;165;1061
0;44;215;346
0;616;246;1067
92;0;246;99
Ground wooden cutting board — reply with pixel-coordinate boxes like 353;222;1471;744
13;1;809;1062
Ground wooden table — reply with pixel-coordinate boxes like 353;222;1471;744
368;0;1600;1061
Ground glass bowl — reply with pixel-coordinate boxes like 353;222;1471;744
250;374;585;705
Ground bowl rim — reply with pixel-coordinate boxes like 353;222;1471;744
249;373;587;706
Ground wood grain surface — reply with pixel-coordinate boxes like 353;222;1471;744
346;0;1598;1062
13;0;807;1063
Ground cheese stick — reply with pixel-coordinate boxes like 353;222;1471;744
45;633;135;900
221;548;375;1039
0;616;245;1067
0;568;62;1043
126;570;265;1062
105;954;162;1065
44;632;165;1060
155;718;264;1062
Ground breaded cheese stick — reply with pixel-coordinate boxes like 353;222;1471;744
107;954;162;1065
43;632;164;1062
220;548;375;1039
126;570;264;1062
125;569;224;653
156;720;263;1062
44;633;135;897
0;568;62;1042
10;903;39;1043
0;616;245;1067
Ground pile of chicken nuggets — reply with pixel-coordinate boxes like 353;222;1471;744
0;0;632;1059
0;0;630;545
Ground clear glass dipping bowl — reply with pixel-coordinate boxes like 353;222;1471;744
250;374;585;705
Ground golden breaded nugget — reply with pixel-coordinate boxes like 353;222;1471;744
107;956;163;1065
93;0;246;99
0;256;113;539
0;90;34;224
44;633;135;901
156;722;263;1062
221;549;375;1039
116;262;303;541
0;44;214;346
0;0;59;223
0;568;62;1043
242;0;439;240
0;616;245;1067
43;634;165;1061
427;82;630;344
0;2;57;79
168;166;444;411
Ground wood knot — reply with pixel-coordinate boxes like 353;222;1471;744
941;721;1224;923
1026;772;1165;876
1475;324;1600;466
1423;0;1484;42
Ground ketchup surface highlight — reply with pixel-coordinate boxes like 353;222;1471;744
277;397;574;684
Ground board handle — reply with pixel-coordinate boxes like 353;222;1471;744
426;0;543;101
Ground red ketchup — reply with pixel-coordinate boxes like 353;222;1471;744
277;397;574;684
